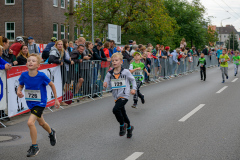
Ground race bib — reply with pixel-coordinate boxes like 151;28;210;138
25;89;41;102
234;60;239;65
111;78;126;90
133;70;143;77
221;58;225;62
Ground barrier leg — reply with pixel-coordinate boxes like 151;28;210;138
47;107;53;112
0;122;6;128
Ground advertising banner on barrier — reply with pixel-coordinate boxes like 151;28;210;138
6;64;62;117
0;70;7;110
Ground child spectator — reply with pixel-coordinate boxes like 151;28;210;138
197;53;206;81
219;48;230;83
17;45;30;65
103;53;136;138
17;54;59;157
142;52;151;83
129;52;150;108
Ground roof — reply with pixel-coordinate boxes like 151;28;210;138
216;25;238;34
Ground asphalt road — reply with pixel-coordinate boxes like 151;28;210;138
1;64;240;160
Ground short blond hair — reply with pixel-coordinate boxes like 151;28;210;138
28;54;41;64
111;52;123;60
78;37;86;43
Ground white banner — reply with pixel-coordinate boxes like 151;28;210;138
0;70;7;110
7;65;62;117
108;24;121;44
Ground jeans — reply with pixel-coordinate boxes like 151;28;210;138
221;67;228;80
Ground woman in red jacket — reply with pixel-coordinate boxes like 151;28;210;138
102;42;111;81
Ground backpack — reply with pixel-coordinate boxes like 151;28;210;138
62;91;73;105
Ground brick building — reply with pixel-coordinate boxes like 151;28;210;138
0;0;70;44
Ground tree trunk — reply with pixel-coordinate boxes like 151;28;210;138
69;0;74;41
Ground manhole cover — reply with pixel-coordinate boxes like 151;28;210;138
0;134;21;143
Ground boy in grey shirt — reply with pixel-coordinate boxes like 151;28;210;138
103;53;136;138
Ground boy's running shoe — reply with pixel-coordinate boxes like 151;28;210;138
49;128;57;146
131;104;137;109
222;80;225;83
226;76;228;79
27;146;40;157
141;95;145;104
119;124;127;136
127;126;134;138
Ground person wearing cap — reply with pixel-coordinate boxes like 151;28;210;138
92;42;111;61
42;37;57;61
129;52;149;109
28;36;39;54
129;40;133;52
9;36;25;57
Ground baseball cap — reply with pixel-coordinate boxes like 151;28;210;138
97;42;103;47
28;36;33;40
165;46;170;50
129;40;133;43
133;52;142;57
16;36;24;42
51;37;57;42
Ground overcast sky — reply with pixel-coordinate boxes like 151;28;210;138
187;0;240;31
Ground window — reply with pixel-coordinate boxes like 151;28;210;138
61;0;65;8
80;29;83;36
61;25;65;39
5;0;15;5
53;23;58;39
5;22;15;41
53;0;58;7
74;27;78;40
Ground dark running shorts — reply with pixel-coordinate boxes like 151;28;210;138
31;106;45;118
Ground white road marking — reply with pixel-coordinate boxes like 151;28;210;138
125;152;144;160
216;86;228;93
179;104;205;122
232;78;238;82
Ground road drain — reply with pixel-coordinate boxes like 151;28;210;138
0;134;21;143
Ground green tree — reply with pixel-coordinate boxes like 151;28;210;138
225;32;239;51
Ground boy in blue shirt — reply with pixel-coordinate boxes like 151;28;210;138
17;54;60;157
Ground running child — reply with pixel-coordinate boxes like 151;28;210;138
103;53;136;138
129;52;150;109
17;54;60;157
232;51;240;76
197;53;206;81
219;48;230;83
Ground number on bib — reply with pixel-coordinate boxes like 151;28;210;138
111;79;126;89
25;89;41;102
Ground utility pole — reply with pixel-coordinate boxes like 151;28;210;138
92;0;94;43
69;0;74;41
233;26;234;51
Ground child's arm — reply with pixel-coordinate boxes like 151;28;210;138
129;68;141;73
103;72;111;88
144;68;150;76
204;59;206;66
17;85;24;98
48;82;60;108
127;70;136;95
197;61;199;67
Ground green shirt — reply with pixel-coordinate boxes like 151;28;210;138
129;61;145;81
232;56;240;65
199;57;206;66
220;54;229;67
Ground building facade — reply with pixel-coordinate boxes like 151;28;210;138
216;25;240;48
0;0;72;43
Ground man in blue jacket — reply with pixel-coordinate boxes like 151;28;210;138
42;37;57;61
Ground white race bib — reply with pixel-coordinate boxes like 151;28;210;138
133;70;143;77
221;58;225;62
25;89;41;102
111;79;126;90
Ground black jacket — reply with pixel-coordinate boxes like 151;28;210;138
92;45;107;61
202;48;208;55
70;49;82;64
17;55;27;65
2;49;16;65
122;51;133;62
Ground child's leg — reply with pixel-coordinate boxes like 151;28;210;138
203;67;206;80
234;64;237;74
37;115;51;134
112;99;128;125
120;106;130;127
221;67;225;81
200;67;203;80
137;82;144;99
27;114;38;144
224;67;228;77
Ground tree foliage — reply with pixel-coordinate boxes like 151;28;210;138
67;0;216;49
225;33;239;51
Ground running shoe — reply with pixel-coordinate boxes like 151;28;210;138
222;80;225;83
141;95;145;104
226;76;228;79
132;104;137;109
27;146;40;157
119;124;127;136
127;126;134;138
49;128;57;146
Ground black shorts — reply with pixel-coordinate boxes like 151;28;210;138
31;106;45;118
